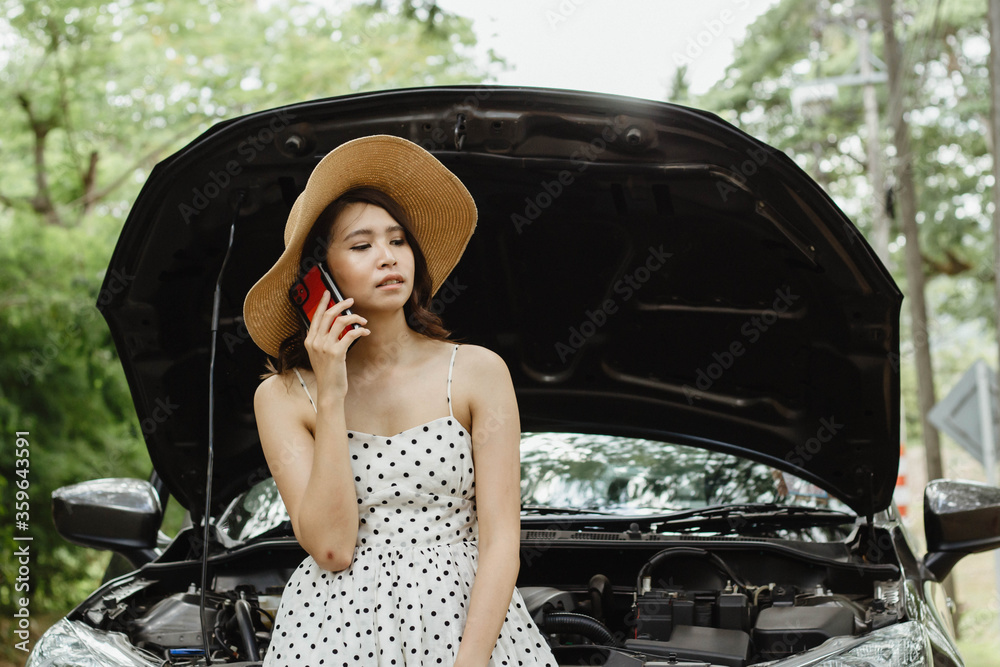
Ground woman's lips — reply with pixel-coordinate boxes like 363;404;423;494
376;278;404;289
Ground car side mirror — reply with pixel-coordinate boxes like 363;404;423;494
923;479;1000;580
52;478;163;568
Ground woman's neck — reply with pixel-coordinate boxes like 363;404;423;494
345;308;423;369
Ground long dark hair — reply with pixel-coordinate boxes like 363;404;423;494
265;188;452;377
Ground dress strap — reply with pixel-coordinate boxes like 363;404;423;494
293;368;317;414
446;344;459;418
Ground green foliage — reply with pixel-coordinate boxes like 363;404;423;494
0;217;151;618
668;65;691;105
700;0;991;286
0;0;492;637
697;0;997;446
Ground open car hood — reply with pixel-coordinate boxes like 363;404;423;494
100;86;900;521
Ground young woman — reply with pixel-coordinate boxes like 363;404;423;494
243;135;556;666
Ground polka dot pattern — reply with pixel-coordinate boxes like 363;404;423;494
266;346;556;666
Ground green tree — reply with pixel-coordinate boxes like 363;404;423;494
697;0;997;654
0;0;496;658
668;64;691;105
698;0;994;450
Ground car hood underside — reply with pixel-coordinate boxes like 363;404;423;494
99;86;901;520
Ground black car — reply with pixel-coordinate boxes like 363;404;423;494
29;86;1000;667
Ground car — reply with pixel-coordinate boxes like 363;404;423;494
28;85;1000;667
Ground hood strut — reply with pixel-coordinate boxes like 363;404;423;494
200;191;245;664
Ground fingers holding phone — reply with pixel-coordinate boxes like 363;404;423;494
310;291;369;343
290;265;370;398
303;291;369;398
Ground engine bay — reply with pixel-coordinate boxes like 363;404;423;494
73;532;905;666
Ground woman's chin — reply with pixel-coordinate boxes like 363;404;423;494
354;291;411;314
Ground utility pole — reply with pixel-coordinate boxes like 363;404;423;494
880;0;958;624
789;14;889;265
860;24;891;266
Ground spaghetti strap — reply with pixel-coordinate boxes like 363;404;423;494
293;368;317;414
446;344;459;418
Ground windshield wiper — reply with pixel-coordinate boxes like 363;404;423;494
651;503;856;531
521;505;618;516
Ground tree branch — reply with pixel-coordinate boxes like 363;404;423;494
71;120;206;211
17;93;63;227
81;151;99;216
0;192;19;209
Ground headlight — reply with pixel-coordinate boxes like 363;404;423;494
26;618;161;667
758;621;930;667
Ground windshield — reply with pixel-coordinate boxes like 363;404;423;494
519;432;848;513
217;432;851;545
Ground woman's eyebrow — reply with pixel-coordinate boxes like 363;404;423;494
341;224;405;241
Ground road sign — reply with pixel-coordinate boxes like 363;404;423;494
928;359;999;468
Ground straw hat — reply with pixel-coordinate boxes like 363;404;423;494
243;135;477;357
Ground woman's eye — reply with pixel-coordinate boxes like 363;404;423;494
350;243;371;251
390;238;406;246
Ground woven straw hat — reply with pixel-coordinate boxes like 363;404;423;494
243;135;477;357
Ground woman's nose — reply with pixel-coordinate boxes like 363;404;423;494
378;243;397;266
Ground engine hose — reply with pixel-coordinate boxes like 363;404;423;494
234;598;261;661
588;574;613;625
542;612;619;647
636;546;749;593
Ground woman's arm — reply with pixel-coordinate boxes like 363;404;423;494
254;294;369;571
452;346;523;667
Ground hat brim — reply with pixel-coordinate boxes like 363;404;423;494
243;135;477;358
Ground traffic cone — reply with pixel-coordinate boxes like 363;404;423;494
895;441;909;519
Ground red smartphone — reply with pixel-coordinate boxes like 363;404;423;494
288;264;360;339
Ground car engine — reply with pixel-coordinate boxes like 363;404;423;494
75;534;904;667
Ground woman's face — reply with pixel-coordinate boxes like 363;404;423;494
325;202;415;313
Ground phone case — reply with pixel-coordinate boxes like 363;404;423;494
288;264;360;338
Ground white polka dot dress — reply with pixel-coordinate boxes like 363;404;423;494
266;346;556;666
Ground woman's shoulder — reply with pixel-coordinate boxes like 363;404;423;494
452;343;512;384
254;368;308;410
453;342;504;366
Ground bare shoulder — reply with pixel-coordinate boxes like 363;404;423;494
453;345;515;411
454;343;511;381
254;372;288;405
453;344;520;446
254;371;306;417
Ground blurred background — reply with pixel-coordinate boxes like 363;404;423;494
2;0;999;664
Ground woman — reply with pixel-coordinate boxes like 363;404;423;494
243;135;556;666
